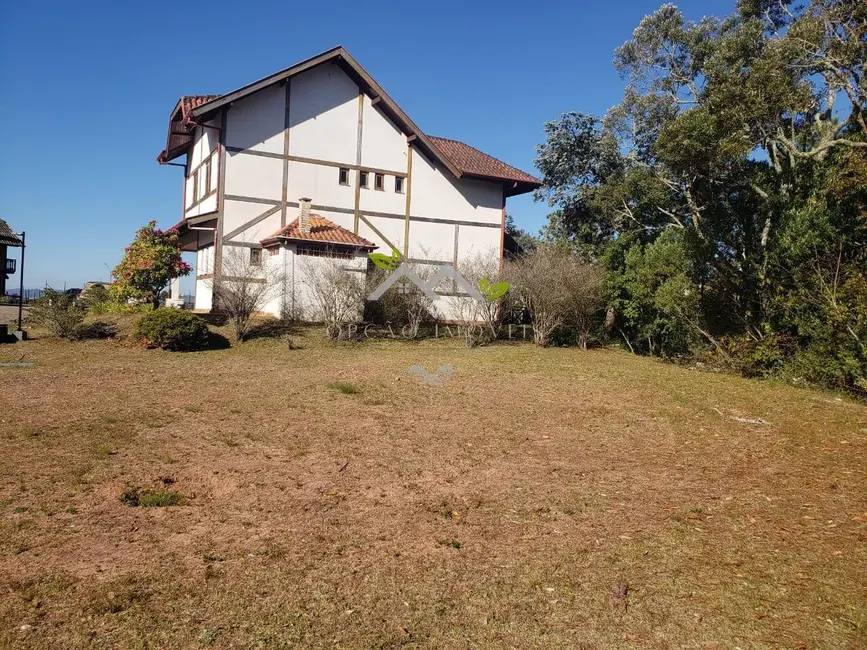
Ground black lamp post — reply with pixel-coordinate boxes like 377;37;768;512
16;231;25;339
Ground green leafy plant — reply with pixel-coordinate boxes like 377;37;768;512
133;309;210;351
478;277;510;300
368;248;402;271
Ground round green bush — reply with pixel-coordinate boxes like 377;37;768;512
133;309;210;351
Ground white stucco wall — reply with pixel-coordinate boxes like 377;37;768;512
224;83;285;154
179;58;515;317
289;62;359;163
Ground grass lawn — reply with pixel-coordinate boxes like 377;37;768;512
1;327;865;648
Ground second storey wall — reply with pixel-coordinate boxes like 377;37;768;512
214;60;507;269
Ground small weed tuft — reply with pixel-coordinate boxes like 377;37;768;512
139;490;181;507
326;381;360;395
437;538;462;550
96;443;115;458
120;486;181;508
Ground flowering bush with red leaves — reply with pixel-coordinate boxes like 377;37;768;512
111;221;191;308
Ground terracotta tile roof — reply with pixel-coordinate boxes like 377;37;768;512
157;95;221;163
428;136;541;185
262;215;377;249
179;95;220;125
0;218;22;247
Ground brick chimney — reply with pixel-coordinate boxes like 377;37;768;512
299;197;312;234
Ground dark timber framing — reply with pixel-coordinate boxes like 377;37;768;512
281;79;291;227
222;204;283;242
222;195;501;229
358;213;398;253
403;142;413;255
223;147;404;178
353;90;364;234
214;108;229;301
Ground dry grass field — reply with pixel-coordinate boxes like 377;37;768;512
1;325;866;649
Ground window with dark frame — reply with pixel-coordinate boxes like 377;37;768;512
374;173;384;191
295;243;353;259
394;175;405;193
359;170;369;188
204;158;212;195
338;167;350;185
190;171;198;205
250;248;262;266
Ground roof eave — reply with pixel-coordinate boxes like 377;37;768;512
459;174;541;197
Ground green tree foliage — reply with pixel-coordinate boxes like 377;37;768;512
111;222;191;309
535;0;867;393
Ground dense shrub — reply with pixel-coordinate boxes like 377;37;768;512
133;309;210;351
27;289;86;339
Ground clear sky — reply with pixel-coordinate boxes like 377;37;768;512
0;0;734;290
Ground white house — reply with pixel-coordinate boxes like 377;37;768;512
157;46;540;319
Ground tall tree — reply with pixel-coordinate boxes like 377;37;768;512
534;0;867;391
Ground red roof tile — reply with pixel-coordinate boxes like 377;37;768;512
262;215;377;249
428;136;541;185
180;95;220;125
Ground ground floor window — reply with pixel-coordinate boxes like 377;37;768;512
296;243;353;259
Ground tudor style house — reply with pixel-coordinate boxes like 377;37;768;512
158;46;540;318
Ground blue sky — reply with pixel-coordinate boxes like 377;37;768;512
0;0;734;290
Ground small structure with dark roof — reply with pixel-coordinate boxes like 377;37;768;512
0;218;23;298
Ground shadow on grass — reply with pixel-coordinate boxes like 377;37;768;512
77;321;117;340
207;331;232;350
244;319;300;341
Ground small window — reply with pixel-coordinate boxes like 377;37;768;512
338;167;349;186
190;171;198;204
250;248;262;266
359;170;369;188
374;173;384;191
203;158;212;195
394;176;405;193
